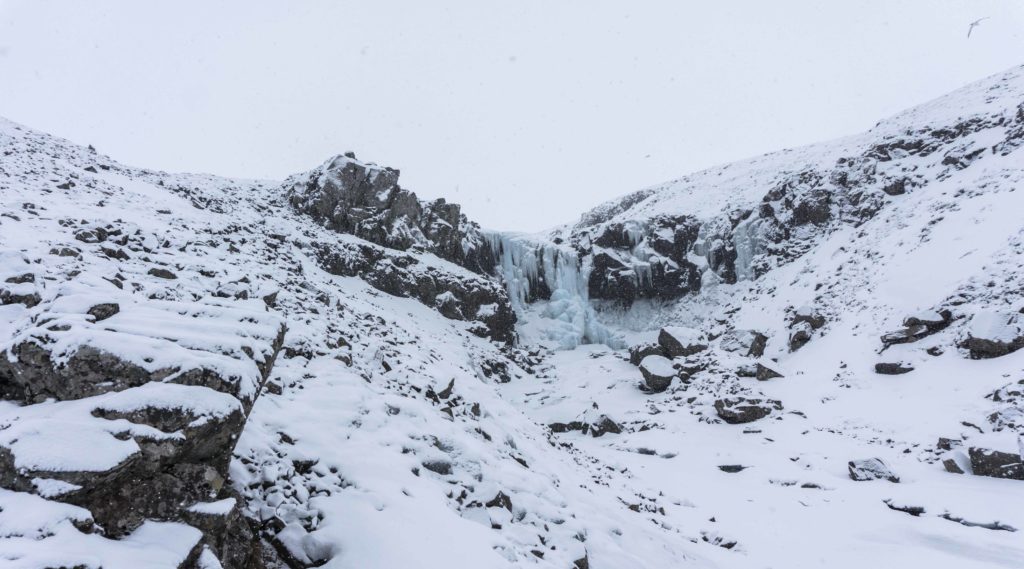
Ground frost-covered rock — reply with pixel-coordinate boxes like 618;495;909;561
713;397;782;424
639;355;676;392
286;153;494;274
960;310;1024;359
628;342;666;365
719;329;768;358
847;458;900;482
657;326;707;358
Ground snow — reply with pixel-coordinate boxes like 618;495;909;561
1;64;1023;569
639;354;674;377
187;497;237;516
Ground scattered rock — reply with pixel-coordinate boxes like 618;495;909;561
755;361;784;381
714;398;782;424
874;362;914;375
848;458;899;482
86;303;120;322
718;465;748;473
147;267;178;280
788;321;813;352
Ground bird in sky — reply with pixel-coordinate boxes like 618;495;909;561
967;17;989;38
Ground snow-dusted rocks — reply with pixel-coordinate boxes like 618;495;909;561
960;310;1024;359
713;397;783;424
718;329;767;358
657;326;708;358
881;309;952;348
286;153;493;274
847;458;900;483
628;341;666;365
312;239;517;343
639;354;677;392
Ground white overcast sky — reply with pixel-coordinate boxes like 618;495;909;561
1;2;1022;231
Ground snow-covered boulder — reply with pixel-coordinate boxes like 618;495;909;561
960;310;1024;359
628;342;667;365
755;360;784;381
639;354;677;392
657;326;708;358
848;458;900;482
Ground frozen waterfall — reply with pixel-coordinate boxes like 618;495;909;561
485;232;622;349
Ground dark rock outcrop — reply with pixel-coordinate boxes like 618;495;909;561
287;154;494;274
874;362;914;375
313;240;516;343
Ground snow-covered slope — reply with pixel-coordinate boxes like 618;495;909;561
1;64;1023;569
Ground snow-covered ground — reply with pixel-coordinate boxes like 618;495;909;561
1;64;1023;569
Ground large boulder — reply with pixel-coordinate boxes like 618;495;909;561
968;447;1024;480
848;458;900;482
639;355;677;392
960;310;1024;359
658;326;708;358
628;342;667;366
874;362;914;375
713;398;783;424
881;309;952;348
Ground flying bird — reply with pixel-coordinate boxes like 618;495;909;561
967;17;989;38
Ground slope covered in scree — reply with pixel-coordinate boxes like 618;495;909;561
0;64;1023;569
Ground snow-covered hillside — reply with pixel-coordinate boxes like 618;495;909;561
1;65;1023;569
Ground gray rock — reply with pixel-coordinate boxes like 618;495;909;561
755;361;784;381
968;447;1024;480
848;458;899;482
658;326;708;358
628;342;667;366
714;398;783;424
639;355;677;392
788;321;813;352
875;362;914;375
719;329;768;358
86;302;120;322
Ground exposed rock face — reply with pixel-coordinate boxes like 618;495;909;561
313;240;516;343
0;289;286;568
287;154;494;274
847;458;899;482
713;398;782;424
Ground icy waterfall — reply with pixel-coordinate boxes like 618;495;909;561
485;232;622;349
